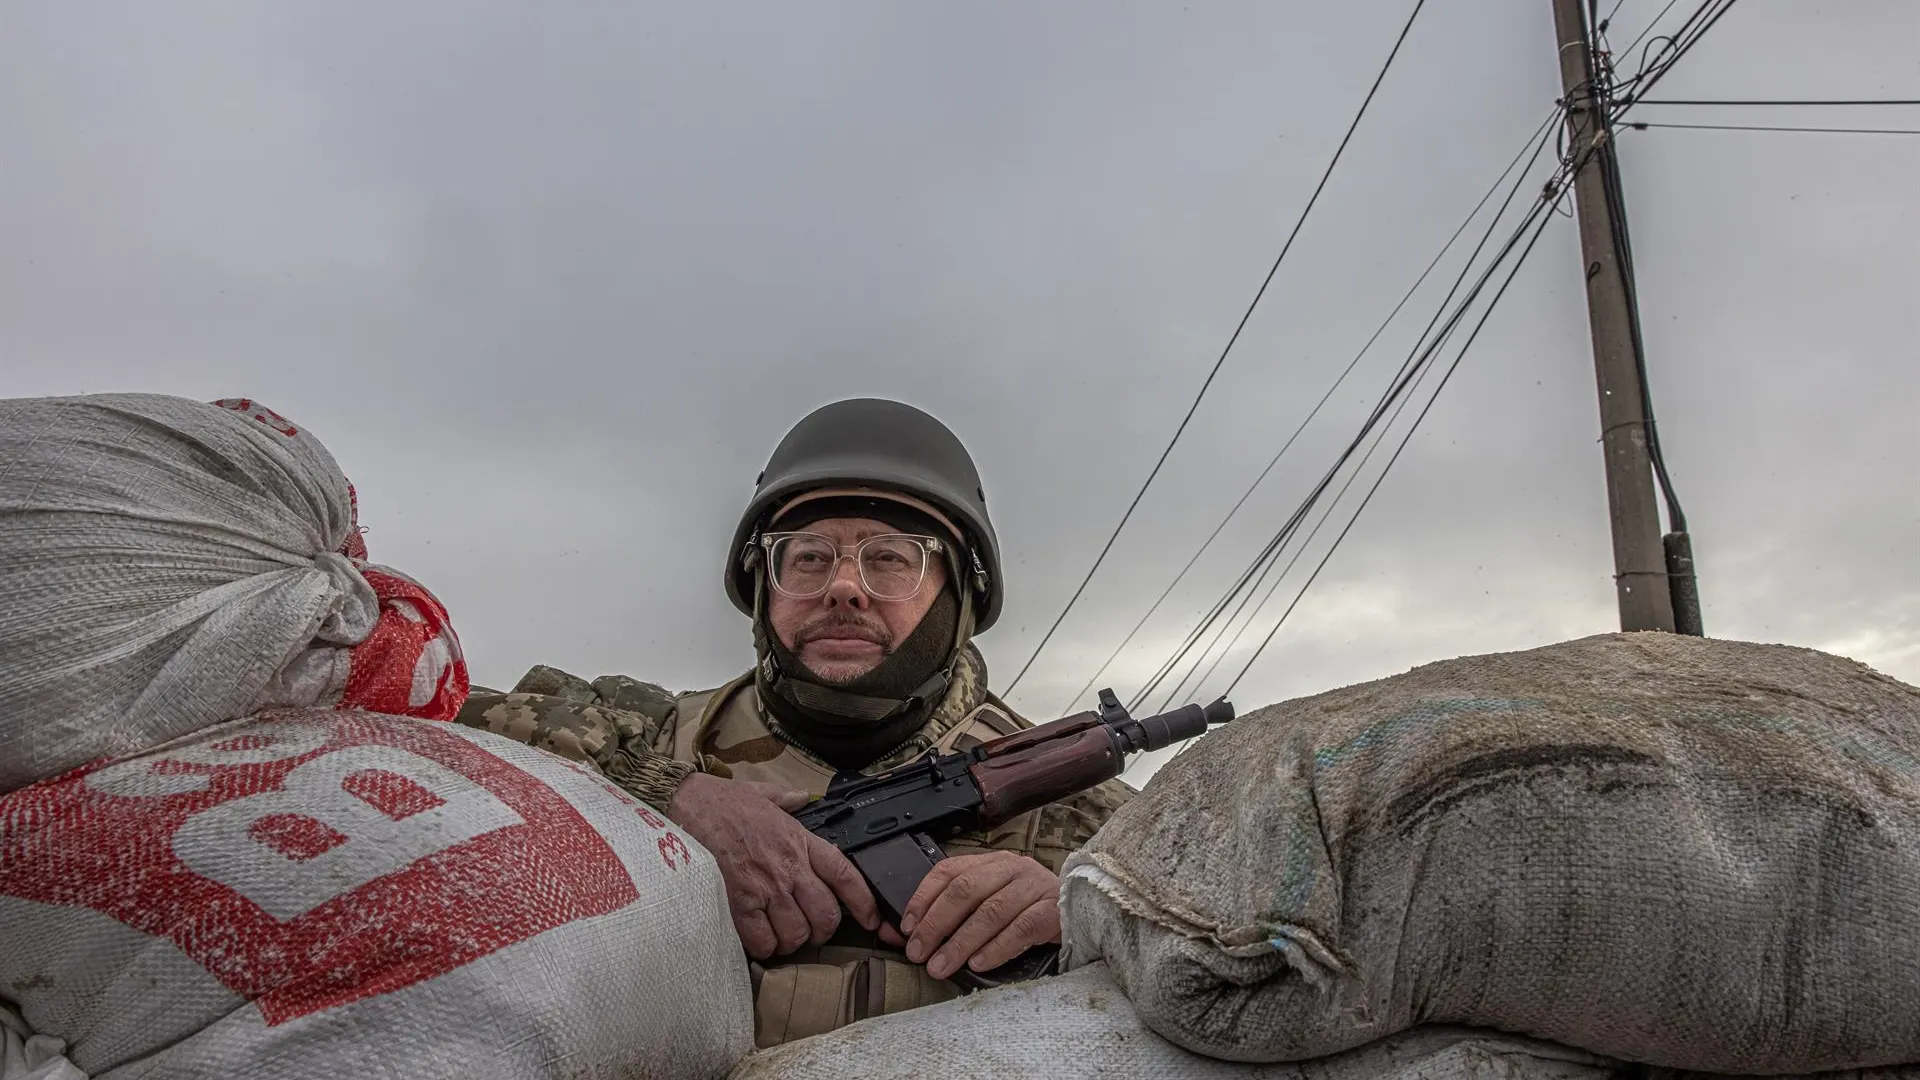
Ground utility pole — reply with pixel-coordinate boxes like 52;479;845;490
1550;0;1678;633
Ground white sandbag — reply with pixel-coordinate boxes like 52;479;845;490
726;962;1623;1080
0;708;754;1080
1061;633;1920;1073
1;1005;85;1080
0;394;457;794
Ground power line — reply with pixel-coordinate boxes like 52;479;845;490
1002;0;1428;697
1127;117;1572;715
1135;160;1538;716
1221;197;1569;700
1603;0;1732;106
1620;0;1739;104
1615;0;1683;58
1629;120;1920;136
1128;136;1565;715
1210;181;1569;705
1202;152;1602;708
1172;307;1459;712
1137;147;1580;742
1127;0;1740;724
1634;98;1920;107
1054;106;1563;717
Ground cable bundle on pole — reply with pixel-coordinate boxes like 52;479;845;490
1591;0;1738;636
1032;0;1753;742
1105;0;1746;744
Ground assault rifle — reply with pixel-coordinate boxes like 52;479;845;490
793;688;1233;990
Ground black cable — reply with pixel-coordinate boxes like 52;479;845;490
1129;126;1566;711
1129;121;1569;713
1102;108;1559;716
1150;160;1576;736
1152;486;1313;712
1581;0;1687;533
1634;98;1920;107
1167;295;1465;715
1138;0;1741;715
1629;120;1920;135
1221;193;1570;699
1622;0;1739;104
1138;163;1541;714
1611;0;1721;100
1055;106;1562;717
1661;0;1739;78
1619;0;1684;59
1003;0;1429;697
1601;147;1686;532
1621;35;1680;97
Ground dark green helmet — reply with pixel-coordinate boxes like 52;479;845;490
726;398;1004;632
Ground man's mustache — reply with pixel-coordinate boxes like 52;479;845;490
796;613;892;648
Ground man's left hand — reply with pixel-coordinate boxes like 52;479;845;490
878;850;1060;981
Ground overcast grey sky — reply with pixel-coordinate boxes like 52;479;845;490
4;2;1916;778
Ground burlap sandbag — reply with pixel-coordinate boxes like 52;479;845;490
1061;633;1920;1073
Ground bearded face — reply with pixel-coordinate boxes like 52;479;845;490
763;516;949;685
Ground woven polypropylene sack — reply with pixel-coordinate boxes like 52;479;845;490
0;708;754;1079
1;1003;84;1080
727;962;1624;1080
1061;633;1920;1073
0;394;464;793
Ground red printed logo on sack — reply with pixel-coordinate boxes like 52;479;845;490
0;711;652;1024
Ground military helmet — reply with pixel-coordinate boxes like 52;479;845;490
726;398;1004;632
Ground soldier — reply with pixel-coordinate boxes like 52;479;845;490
458;398;1134;1046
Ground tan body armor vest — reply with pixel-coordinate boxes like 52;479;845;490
668;676;1128;1047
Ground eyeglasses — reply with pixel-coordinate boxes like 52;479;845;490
760;531;945;601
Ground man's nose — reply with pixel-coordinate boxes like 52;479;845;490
823;558;871;608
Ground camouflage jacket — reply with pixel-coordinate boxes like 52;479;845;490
455;644;1135;1047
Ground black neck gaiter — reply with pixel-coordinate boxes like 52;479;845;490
760;588;959;771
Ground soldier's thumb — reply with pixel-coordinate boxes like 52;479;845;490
739;780;812;812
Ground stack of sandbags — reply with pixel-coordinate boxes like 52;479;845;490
1061;633;1920;1073
726;962;1625;1080
0;394;752;1079
1;706;748;1079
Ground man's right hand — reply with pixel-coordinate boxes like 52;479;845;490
666;771;881;960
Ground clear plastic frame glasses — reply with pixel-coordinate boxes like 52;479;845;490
760;531;945;601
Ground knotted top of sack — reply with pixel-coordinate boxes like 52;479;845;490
0;393;468;793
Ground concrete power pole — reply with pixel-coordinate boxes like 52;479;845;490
1550;0;1678;633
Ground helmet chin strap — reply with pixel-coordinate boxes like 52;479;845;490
749;549;976;727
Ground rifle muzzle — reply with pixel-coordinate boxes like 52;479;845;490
1131;696;1235;752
